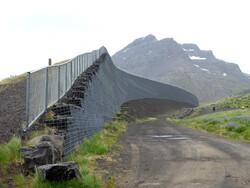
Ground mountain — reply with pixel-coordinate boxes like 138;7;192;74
112;34;250;102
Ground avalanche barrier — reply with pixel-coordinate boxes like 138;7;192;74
26;47;199;157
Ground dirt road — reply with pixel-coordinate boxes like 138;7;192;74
115;116;250;188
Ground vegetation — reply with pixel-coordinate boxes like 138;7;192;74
173;109;250;140
29;120;126;188
0;136;22;164
0;136;23;187
44;110;55;121
210;89;250;109
172;90;250;141
6;118;127;188
0;74;26;85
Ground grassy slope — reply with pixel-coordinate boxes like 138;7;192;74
204;89;250;108
172;90;250;141
0;74;26;86
13;120;127;188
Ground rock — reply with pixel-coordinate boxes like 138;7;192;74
19;141;61;169
26;134;64;156
39;134;64;156
37;161;82;181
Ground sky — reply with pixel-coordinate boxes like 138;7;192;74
0;0;249;80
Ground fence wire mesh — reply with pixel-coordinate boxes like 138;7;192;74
42;54;198;157
26;47;108;130
26;47;198;158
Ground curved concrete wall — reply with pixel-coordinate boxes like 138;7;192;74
62;53;198;156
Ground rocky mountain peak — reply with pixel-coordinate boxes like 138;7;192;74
143;34;157;42
182;43;200;51
127;34;157;48
181;43;216;60
112;35;250;102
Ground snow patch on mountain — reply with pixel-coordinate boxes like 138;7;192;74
189;56;206;60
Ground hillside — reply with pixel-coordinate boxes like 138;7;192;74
112;34;250;102
0;76;26;143
199;88;250;114
173;89;250;141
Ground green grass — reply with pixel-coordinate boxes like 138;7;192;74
202;90;250;109
0;74;26;85
172;108;250;140
44;110;55;121
13;174;26;188
30;172;100;188
30;120;127;188
188;89;250;118
0;114;127;187
0;136;22;164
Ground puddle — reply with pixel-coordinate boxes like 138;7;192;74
167;137;189;140
151;135;174;138
150;135;190;140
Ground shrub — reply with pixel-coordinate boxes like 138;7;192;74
239;116;250;126
234;125;247;133
202;118;212;123
225;121;238;129
208;119;221;125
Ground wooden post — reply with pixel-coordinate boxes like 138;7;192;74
48;58;52;66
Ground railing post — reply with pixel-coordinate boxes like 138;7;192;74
65;65;68;91
70;61;73;85
76;56;79;77
84;55;86;71
48;58;52;66
87;54;89;68
80;55;82;73
45;67;49;109
77;56;80;77
75;56;78;80
25;72;31;131
58;66;60;100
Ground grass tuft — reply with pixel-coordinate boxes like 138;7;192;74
0;136;22;164
13;174;26;188
30;120;127;187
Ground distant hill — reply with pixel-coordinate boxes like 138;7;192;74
112;34;250;102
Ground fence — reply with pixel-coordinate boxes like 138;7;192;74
25;46;108;131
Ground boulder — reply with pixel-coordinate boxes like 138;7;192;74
37;161;82;181
27;134;64;156
39;134;64;156
19;141;61;169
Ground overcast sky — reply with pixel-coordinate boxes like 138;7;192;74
0;0;249;80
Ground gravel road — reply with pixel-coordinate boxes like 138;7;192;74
115;114;250;187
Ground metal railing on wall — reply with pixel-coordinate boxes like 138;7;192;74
25;46;107;131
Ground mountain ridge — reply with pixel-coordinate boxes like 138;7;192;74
112;34;250;102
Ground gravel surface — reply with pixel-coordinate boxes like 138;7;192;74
0;77;26;144
97;99;250;188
